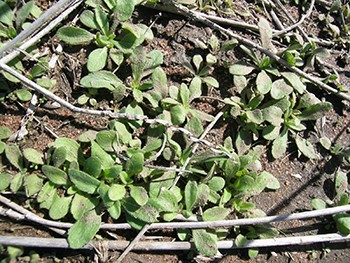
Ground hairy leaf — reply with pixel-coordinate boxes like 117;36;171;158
68;169;100;194
87;47;108;72
49;195;72;220
68;209;101;248
56;26;94;45
295;136;317;159
256;70;272;94
192;229;218;256
23;148;44;165
202;207;229;221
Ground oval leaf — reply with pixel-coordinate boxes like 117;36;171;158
42;165;69;186
68;209;101;248
23;148;44;165
87;47;108;72
256;70;272;94
68;169;100;194
202;207;230;221
49;195;72;220
56;26;94;45
271;79;293;100
295;136;317;159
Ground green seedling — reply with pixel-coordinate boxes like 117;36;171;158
183;53;219;88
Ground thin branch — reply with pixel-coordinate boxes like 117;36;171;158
171;110;224;189
115;224;151;263
0;0;82;64
0;233;349;250
159;0;350;102
1;194;350;230
142;2;260;32
272;0;315;37
0;0;83;58
0;61;214;147
144;134;167;164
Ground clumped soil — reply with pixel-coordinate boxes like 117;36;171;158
1;1;350;262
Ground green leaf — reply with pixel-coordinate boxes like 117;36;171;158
299;102;332;121
7;246;23;259
151;67;168;98
189;76;202;101
271;79;293;100
233;175;255;193
202;207;229;221
115;0;136;21
68;169;100;194
180;83;190;106
235;234;247;247
311;198;327;210
192;229;218;256
49;195;72;220
0;172;11;191
68;209;101;248
235;129;252;155
150;189;178;212
335;170;348;195
295;136;317;159
91;141;114;170
248;249;259;259
229;62;255;76
170;104;187;125
0;141;5;154
271;127;288;159
95;6;109;35
108;121;132;144
246;109;263;124
71;193;98;220
5;144;23;170
203;76;219;88
125;152;144;176
286;118;306;131
256;70;272;94
185;116;203;137
319;136;332;150
53;138;81;163
56;26;94;45
334;214;350;235
16;0;34;29
37;181;55;202
0;125;11;140
87;47;108;72
42;165;68;186
23;148;44;165
259;171;280;190
208;177;225;192
281;72;306;94
15;89;32;101
84;156;102;177
123;197;159;224
108;200;122;220
80;70;123;91
130;185;149;206
0;0;13;26
51;147;67;167
185;181;198;211
262;125;280;140
24;173;43;197
108;184;126;201
79;10;98;29
262;106;283;126
10;173;23;193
